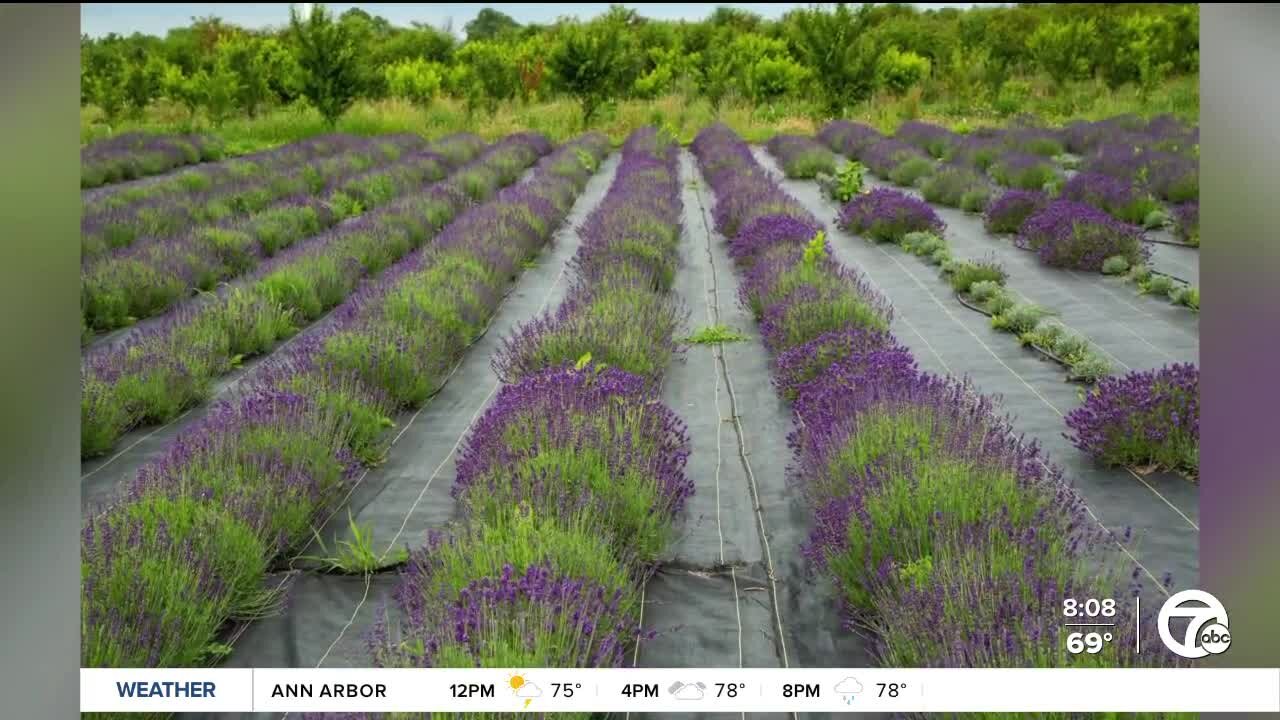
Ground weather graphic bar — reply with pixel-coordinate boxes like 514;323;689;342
82;668;1280;714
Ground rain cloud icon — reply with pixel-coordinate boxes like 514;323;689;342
834;677;863;704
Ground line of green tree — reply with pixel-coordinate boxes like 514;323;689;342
81;3;1200;129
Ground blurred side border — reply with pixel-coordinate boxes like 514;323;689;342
1201;3;1280;698
0;4;80;718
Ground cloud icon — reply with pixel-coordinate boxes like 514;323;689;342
835;677;863;695
674;683;705;700
516;682;542;698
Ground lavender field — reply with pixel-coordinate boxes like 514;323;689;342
81;113;1199;719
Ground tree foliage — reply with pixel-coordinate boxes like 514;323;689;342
547;20;623;126
288;4;361;127
80;3;1200;126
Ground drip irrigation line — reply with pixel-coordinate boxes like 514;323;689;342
954;289;1104;385
687;154;792;720
1144;235;1199;248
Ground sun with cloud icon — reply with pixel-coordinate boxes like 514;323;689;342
507;673;543;708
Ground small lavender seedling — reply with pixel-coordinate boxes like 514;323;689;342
1052;331;1091;363
968;280;1003;303
1170;285;1199;310
983;290;1016;315
1127;263;1152;283
1101;255;1131;275
1140;274;1175;296
1069;351;1113;383
1020;319;1068;350
992;302;1054;334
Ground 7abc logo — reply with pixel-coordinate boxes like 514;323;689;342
1158;589;1231;659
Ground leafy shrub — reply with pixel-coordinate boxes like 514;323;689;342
384;58;444;105
837;187;944;244
1065;363;1199;476
1017;200;1150;271
984;189;1048;234
929;248;951;265
994;79;1032;116
824;161;867;203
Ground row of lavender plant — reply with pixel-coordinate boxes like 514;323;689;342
81;134;430;258
823;116;1199;239
368;128;693;683
765;134;837;179
80;134;548;459
85;133;394;212
984;188;1199;311
81;131;225;188
80;133;610;681
692;123;1181;681
81;133;486;334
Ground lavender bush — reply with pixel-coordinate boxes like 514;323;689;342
895;121;956;159
1065;363;1199;476
837;187;945;244
81;132;224;188
1060;172;1161;225
818;120;883;158
766;134;837;178
861;138;930;179
494;129;685;382
984;189;1048;234
920;164;992;210
1173;201;1199;245
1017;200;1150;271
990;151;1062;190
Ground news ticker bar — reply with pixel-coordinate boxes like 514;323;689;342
82;667;1280;714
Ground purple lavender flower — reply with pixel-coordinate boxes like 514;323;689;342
1060;172;1160;225
1017;200;1150;271
837;187;945;243
1065;363;1199;476
983;189;1048;235
766;134;838;178
895;121;956;159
